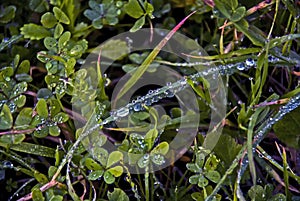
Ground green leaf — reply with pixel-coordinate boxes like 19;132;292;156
137;154;150;168
34;126;48;138
0;104;13;130
87;170;104;180
269;34;300;49
53;112;69;123
230;6;246;22
34;171;49;184
108;188;129;201
54;23;64;38
10;142;56;157
0;5;16;23
273;107;300;149
15;108;33;127
0;134;25;144
41;12;57;28
29;0;49;13
49;125;60;136
37;88;53;99
198;175;209;187
144;128;158;150
107;166;123;177
107;151;123;168
104;170;115;184
53;7;70;24
130;16;145;32
36;99;48;118
248;185;265;201
150;154;165;165
85;158;102;170
205;170;221;183
21;24;51;40
151;141;169;155
32;188;45;201
213;134;242;167
186;163;201;173
115;11;196;99
101;39;130;60
189;174;200;185
233;20;265;46
49;195;63;201
124;0;144;18
58;31;71;50
44;37;58;52
93;147;108;166
17;60;30;74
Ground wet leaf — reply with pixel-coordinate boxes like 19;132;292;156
20;24;51;40
0;104;13;130
108;188;129;201
130;16;145;32
10;142;56;157
138;154;150;168
41;12;57;28
88;170;104;180
107;151;123;168
53;112;69;123
49;125;60;136
0;134;25;144
104;170;115;184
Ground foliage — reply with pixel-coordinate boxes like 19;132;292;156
0;0;300;200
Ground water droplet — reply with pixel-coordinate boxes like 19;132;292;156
165;90;174;98
237;63;245;71
116;108;129;118
133;102;142;112
144;98;152;106
151;95;159;103
245;58;255;67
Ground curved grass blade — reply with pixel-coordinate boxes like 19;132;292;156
116;11;197;100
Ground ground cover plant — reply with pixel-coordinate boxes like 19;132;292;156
0;0;300;200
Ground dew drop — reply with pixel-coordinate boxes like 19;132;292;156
165;90;174;98
133;102;142;112
237;63;245;71
245;58;255;67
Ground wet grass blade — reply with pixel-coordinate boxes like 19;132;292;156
116;11;197;99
